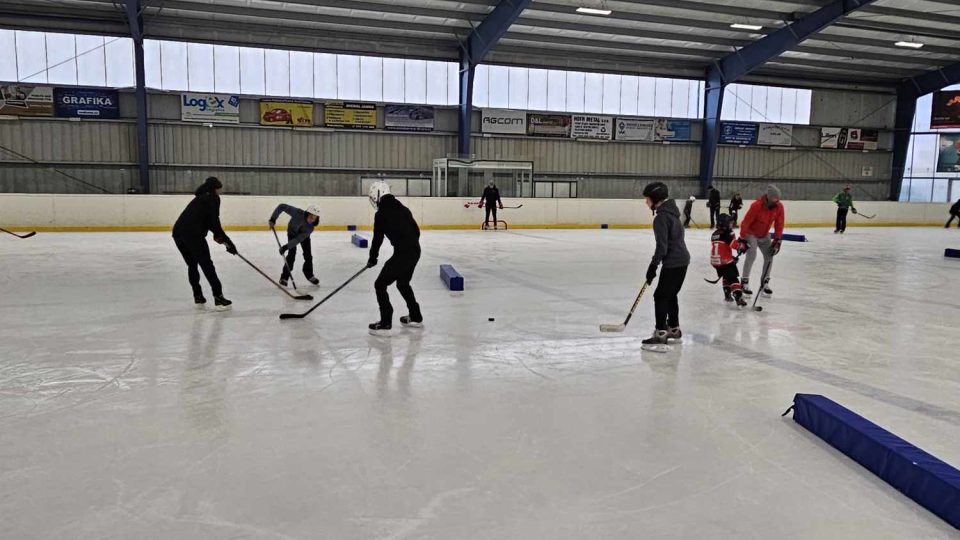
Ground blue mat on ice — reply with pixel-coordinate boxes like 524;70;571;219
788;394;960;529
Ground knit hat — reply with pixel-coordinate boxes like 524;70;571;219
194;176;223;196
766;184;781;200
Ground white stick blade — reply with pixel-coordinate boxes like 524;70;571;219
599;324;625;332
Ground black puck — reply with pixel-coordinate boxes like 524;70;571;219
488;317;495;322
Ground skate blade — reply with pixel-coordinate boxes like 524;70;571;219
641;344;672;353
194;303;206;310
599;324;625;332
368;329;392;337
215;304;232;311
401;322;424;329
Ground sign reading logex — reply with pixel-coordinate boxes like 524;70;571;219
181;93;240;124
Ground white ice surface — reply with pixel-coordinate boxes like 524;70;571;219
1;228;959;539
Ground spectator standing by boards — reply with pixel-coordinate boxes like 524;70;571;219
729;192;743;227
682;196;695;229
707;185;722;228
479;180;503;230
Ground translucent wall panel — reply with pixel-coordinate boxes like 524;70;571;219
76;35;107;87
566;71;585;113
488;65;509;108
601;73;620;115
16;31;47;83
0;30;16;81
289;51;314;98
314;53;337;99
336;55;361;100
546;69;566;111
508;66;528;110
143;40;162;89
239;47;265;96
360;56;383;102
404;59;427;104
46;33;78;85
214;45;240;94
528;69;548;111
473;65;489;108
383;57;405;103
426;60;448;105
264;49;290;97
187;43;214;92
160;40;188;90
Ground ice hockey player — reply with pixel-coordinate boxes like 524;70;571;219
171;176;236;309
268;203;320;286
682;195;695;228
729;192;743;227
738;184;784;296
946;198;960;228
711;214;747;307
366;182;423;336
479;180;503;229
640;181;690;347
832;185;857;234
707;185;722;228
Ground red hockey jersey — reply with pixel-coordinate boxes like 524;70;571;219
710;228;740;267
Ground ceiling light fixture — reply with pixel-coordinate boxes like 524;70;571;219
576;6;612;16
894;41;924;49
730;23;763;31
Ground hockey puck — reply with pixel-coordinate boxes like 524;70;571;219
488;317;495;322
754;306;763;312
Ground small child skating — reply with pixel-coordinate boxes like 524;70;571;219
711;214;747;307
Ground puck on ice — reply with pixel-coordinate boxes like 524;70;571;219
488;317;495;322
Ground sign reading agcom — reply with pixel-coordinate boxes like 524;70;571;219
181;93;240;124
482;108;526;134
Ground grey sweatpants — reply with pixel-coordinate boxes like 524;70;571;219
742;235;774;283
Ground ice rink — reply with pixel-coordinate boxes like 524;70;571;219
1;226;959;539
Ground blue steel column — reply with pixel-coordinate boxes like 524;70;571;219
125;0;150;194
458;53;475;158
698;67;724;197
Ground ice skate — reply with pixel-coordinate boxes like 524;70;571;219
306;275;319;285
762;281;773;295
641;330;671;353
734;291;747;307
279;277;289;287
666;327;682;342
368;321;392;336
399;315;423;328
194;294;206;309
723;289;733;302
741;279;753;295
214;295;232;310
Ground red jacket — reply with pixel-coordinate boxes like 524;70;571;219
739;197;784;239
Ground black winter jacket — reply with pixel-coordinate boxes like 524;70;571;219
370;195;421;259
172;192;230;244
650;199;691;269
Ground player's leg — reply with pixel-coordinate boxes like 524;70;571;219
300;237;318;284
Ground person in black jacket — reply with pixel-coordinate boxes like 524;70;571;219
641;182;691;347
728;192;743;227
947;198;960;228
479;181;503;230
682;196;695;229
707;185;722;228
172;177;236;308
367;194;422;335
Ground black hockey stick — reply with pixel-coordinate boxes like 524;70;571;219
0;227;36;239
853;210;876;219
704;276;721;284
502;205;523;209
280;265;368;320
752;259;773;312
236;252;313;300
600;281;649;332
271;227;299;290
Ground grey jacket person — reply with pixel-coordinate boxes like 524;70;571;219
650;198;691;269
270;204;316;248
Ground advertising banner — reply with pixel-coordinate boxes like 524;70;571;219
719;121;758;145
527;113;571;138
481;108;526;134
571;114;613;140
325;101;376;129
181;93;240;124
820;127;878;150
931;90;960;129
655;119;692;141
614;118;656;141
384;105;433;132
260;100;313;127
54;87;119;119
0;85;54;116
937;133;960;172
757;123;794;146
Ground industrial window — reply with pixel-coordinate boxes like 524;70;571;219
900;84;960;203
721;83;811;124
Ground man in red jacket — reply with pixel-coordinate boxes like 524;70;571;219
738;184;784;296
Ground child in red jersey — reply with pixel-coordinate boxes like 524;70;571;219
711;214;747;307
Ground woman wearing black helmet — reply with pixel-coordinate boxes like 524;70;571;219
641;181;690;347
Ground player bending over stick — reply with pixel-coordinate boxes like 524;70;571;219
738;184;784;296
269;203;320;286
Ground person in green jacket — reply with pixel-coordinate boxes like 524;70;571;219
833;185;857;234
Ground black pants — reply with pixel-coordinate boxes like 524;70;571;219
653;265;687;330
709;206;720;228
729;209;739;227
836;207;849;232
947;213;959;228
174;235;223;297
715;263;741;296
485;205;498;226
375;248;421;324
683;214;691;228
280;236;313;280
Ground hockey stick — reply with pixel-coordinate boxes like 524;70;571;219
271;227;299;290
236;252;313;300
280;265;368;320
704;276;721;284
600;281;649;332
502;205;523;209
0;227;36;239
854;211;876;219
752;258;773;312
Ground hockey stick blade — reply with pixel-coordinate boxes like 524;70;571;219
0;227;36;239
294;294;314;301
599;282;649;333
599;324;626;333
704;276;721;284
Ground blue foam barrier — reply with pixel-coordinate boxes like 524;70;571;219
945;248;960;259
772;232;807;242
351;234;368;248
790;394;960;529
440;264;464;291
347;225;357;231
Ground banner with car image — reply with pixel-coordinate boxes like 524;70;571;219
324;101;376;129
385;105;433;132
0;85;54;116
259;100;313;127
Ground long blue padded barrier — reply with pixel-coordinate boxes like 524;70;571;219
945;248;960;259
351;234;368;248
440;264;464;291
772;232;807;242
789;394;960;529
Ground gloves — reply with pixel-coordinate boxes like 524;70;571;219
367;257;378;268
645;262;658;285
499;204;503;209
736;238;748;254
225;241;237;255
268;220;276;229
279;244;289;255
851;208;858;214
771;238;782;256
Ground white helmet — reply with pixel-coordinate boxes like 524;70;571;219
368;181;391;209
689;196;696;201
305;204;320;217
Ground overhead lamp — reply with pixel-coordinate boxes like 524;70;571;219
730;23;763;31
576;6;612;16
894;41;924;49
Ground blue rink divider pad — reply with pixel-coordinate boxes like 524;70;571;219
790;394;960;529
347;225;357;231
945;248;960;258
772;232;807;242
351;234;368;248
439;264;464;291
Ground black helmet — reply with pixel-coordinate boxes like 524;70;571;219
642;182;669;205
717;213;733;230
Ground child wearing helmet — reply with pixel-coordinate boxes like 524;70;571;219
682;195;695;229
641;181;690;347
268;203;321;286
711;214;747;307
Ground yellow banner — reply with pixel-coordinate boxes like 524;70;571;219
324;101;376;129
259;101;313;127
